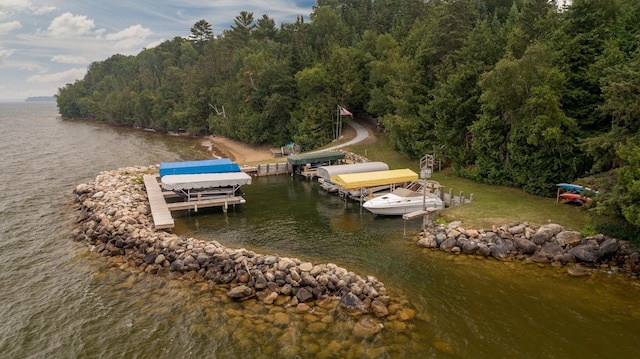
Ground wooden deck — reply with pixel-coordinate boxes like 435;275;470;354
165;196;245;212
143;175;175;230
241;163;290;176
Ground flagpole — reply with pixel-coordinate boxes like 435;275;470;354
339;110;342;139
336;105;339;142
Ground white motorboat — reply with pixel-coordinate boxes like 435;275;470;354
363;186;444;216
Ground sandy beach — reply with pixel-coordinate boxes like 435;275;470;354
201;136;276;164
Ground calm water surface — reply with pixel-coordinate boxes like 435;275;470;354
1;102;639;358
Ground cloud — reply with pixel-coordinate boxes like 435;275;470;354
47;12;94;37
0;20;21;34
0;1;56;19
17;62;46;72
51;54;88;64
27;67;87;84
0;47;15;63
105;24;152;50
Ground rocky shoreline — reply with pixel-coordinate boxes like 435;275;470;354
71;165;412;337
416;221;640;278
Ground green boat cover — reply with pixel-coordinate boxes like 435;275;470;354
287;151;345;165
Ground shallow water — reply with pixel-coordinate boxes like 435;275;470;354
1;102;639;358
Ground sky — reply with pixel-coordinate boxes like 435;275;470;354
0;0;316;100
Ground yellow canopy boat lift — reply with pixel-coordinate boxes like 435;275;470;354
329;168;419;209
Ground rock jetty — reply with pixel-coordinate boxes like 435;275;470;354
417;221;640;277
71;165;396;319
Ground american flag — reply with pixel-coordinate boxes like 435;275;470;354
339;106;353;116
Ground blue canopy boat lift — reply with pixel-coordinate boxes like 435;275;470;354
144;159;251;230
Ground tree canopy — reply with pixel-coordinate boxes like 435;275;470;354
57;0;640;228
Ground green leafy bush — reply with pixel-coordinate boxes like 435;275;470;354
595;221;640;245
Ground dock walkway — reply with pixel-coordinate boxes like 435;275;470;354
165;196;245;211
143;174;175;229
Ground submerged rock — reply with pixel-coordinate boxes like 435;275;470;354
353;317;382;338
227;285;254;299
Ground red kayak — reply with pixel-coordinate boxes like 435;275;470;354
559;193;588;204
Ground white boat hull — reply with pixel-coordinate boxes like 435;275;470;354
363;193;443;216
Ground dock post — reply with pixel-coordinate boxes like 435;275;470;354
224;201;228;213
449;188;454;207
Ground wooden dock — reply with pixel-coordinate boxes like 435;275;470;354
143;174;249;230
143;175;175;230
241;163;290;176
165;196;245;211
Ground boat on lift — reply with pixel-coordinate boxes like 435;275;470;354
363;180;444;215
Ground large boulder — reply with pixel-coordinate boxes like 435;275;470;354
296;287;314;303
490;243;509;260
541;223;564;235
540;242;564;258
417;236;438;248
461;241;478;255
569;244;597;262
496;238;515;252
370;298;389;317
476;243;491;257
556;231;582;248
514;237;537;255
227;285;254;299
509;224;525;235
440;237;458;252
529;251;549;263
596;238;619;260
531;227;555;245
340;292;364;312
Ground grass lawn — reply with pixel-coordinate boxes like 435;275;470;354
345;130;595;232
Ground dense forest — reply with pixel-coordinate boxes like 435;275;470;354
57;0;640;230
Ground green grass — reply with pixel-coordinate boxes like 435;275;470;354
345;131;595;231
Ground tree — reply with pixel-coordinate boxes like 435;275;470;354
470;43;579;195
422;18;506;169
253;14;277;40
223;11;256;47
293;65;335;149
189;19;214;45
613;135;640;226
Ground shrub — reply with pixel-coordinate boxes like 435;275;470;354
595;221;640;245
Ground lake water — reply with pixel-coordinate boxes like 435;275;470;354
1;101;639;358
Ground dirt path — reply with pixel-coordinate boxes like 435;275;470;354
204;118;375;164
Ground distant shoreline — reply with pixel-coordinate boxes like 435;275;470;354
25;96;56;102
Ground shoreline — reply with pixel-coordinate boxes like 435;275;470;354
415;221;640;278
203;136;280;164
